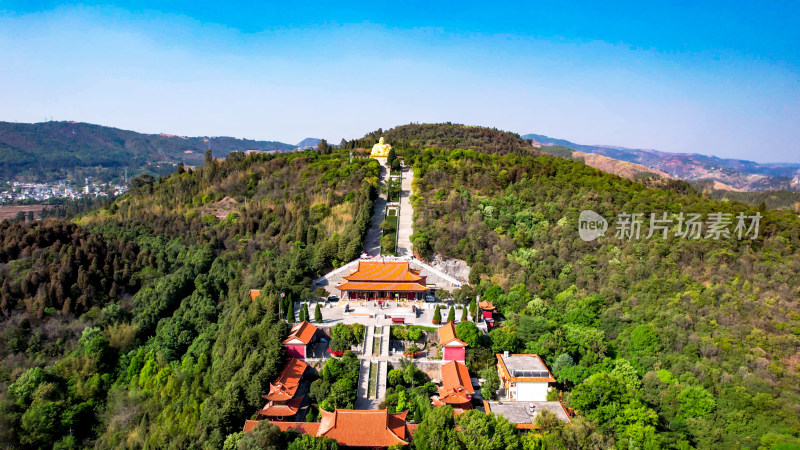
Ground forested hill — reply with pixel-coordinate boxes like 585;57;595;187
406;147;800;448
1;133;799;448
0;121;295;180
343;123;539;155
0;150;379;447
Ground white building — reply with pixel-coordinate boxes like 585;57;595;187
496;353;555;402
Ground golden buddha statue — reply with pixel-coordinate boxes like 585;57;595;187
370;137;392;158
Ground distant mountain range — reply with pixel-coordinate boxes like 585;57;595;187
524;133;800;192
4;119;799;196
296;138;322;149
0;121;296;181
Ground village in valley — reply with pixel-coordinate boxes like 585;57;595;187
241;139;574;448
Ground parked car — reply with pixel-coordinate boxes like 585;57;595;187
425;294;437;302
327;295;340;302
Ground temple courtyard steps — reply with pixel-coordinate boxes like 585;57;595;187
380;326;390;357
355;359;371;409
395;166;414;257
363;161;388;257
364;325;375;357
313;159;468;296
377;360;388;401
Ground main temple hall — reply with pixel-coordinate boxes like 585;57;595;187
335;260;429;301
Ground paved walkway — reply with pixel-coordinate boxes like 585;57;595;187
380;326;390;357
363;159;388;256
354;325;391;409
364;325;375;357
355;359;373;409
396;166;414;257
377;360;388;400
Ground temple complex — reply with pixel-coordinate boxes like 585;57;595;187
370;137;392;158
336;260;429;301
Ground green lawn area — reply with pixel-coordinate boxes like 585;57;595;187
368;362;377;398
381;214;398;255
372;326;382;355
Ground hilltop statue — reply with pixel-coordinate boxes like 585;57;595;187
370;137;392;158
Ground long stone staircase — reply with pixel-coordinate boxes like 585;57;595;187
364;325;375;356
355;359;370;408
377;360;388;401
380;326;390;356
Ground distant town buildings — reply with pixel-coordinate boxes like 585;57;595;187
0;180;126;203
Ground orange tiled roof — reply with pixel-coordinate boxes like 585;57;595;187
269;421;321;435
243;420;260;432
343;261;423;282
337;281;428;292
437;361;474;407
438;322;467;347
264;358;307;401
440;361;474;396
283;321;318;345
257;395;305;417
433;396;473;410
317;409;409;447
249;289;261;301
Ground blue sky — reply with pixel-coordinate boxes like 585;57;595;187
1;1;798;162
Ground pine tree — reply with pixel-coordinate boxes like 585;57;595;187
447;306;455;323
433;305;442;325
387;147;396;167
281;296;289;320
286;299;295;323
314;303;322;323
299;304;309;322
461;305;467;322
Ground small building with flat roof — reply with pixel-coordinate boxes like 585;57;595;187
483;400;571;429
496;353;556;402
